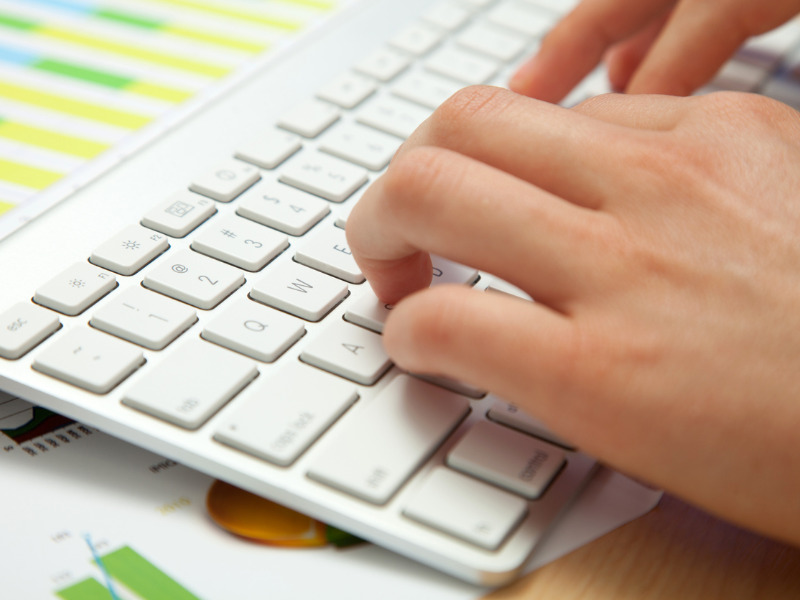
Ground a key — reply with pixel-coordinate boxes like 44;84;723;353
32;327;144;394
90;225;169;276
188;160;261;202
142;249;244;310
425;46;500;85
357;96;431;139
487;400;574;449
279;151;368;203
215;363;358;466
0;302;60;360
294;226;364;284
392;71;464;109
122;340;258;429
447;420;566;499
403;466;528;550
307;375;470;504
34;263;117;316
456;21;529;62
316;72;378;109
89;287;197;350
299;319;391;385
486;1;555;37
344;257;477;333
236;180;330;236
355;47;412;82
390;22;446;56
201;299;305;362
250;260;349;322
190;215;289;271
141;190;217;238
277;99;341;138
234;129;302;170
319;123;401;171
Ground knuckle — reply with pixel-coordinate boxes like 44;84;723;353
380;146;458;219
427;85;514;142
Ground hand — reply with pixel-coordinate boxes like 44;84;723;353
346;86;800;546
510;0;800;102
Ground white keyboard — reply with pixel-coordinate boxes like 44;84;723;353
3;0;800;586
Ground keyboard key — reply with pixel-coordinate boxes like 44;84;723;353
143;249;244;310
250;260;349;322
190;215;289;271
201;299;305;362
141;191;217;238
319;123;401;171
422;0;474;31
123;340;258;429
355;47;412;81
278;99;341;138
447;420;566;499
237;180;330;236
34;263;117;316
188;160;261;202
234;129;302;170
307;375;470;503
390;22;446;56
89;287;197;350
0;302;60;360
344;257;477;333
456;21;529;62
403;466;527;550
215;363;358;466
487;400;574;449
295;225;364;284
392;71;464;109
300;319;391;384
33;328;144;394
317;72;378;109
279;151;368;203
357;96;431;139
486;1;555;37
90;225;169;276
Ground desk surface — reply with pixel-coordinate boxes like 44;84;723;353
488;495;800;599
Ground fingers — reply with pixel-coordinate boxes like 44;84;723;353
396;86;649;210
624;2;750;95
509;0;675;102
346;145;602;306
570;91;688;130
383;285;581;428
604;11;671;92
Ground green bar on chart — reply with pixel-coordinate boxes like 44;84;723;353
55;577;111;600
100;546;200;600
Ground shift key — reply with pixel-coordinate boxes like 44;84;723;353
307;375;469;504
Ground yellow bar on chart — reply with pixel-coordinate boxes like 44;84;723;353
0;81;150;129
0;159;62;190
152;0;302;30
39;26;230;77
0;121;108;158
0;200;14;216
125;81;192;103
165;25;269;53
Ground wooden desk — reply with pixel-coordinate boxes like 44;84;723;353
487;495;800;599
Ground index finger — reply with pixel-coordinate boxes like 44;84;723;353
510;0;674;102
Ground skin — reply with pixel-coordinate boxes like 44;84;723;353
509;0;800;101
346;86;800;546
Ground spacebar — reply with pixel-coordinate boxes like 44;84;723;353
307;375;470;505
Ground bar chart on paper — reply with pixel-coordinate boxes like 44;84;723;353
0;0;340;237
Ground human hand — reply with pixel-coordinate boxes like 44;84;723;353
346;86;800;546
510;0;800;102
